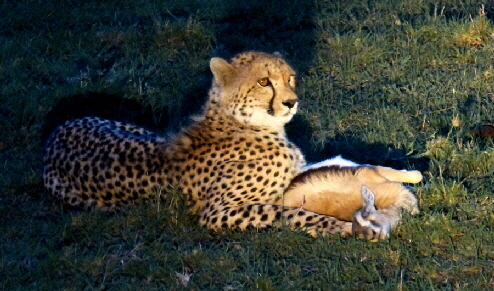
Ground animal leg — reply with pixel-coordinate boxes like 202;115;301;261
352;186;402;241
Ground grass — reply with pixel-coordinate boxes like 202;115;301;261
1;0;494;289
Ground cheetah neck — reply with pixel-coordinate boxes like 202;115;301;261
189;111;287;141
193;96;286;139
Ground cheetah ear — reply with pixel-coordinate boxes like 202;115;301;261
210;57;235;87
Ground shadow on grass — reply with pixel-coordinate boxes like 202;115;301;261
287;115;430;172
43;1;317;141
318;135;430;172
213;1;316;71
41;92;168;143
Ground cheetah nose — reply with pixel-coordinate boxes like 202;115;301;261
282;99;298;109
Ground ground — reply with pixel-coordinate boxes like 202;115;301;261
1;0;494;290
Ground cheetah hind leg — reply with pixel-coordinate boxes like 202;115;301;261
350;186;402;241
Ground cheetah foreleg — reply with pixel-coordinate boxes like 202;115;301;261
199;204;352;237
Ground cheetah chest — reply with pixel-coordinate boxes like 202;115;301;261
174;134;304;209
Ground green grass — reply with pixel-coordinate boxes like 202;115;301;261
1;0;494;290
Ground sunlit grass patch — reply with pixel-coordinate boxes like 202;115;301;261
424;136;494;178
454;11;494;48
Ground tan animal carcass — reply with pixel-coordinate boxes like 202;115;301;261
281;156;422;239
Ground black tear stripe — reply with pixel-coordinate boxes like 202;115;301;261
267;83;276;116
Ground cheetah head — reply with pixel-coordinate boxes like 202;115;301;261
209;52;298;130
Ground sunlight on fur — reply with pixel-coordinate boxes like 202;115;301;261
282;156;421;240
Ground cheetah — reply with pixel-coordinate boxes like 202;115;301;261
43;51;410;239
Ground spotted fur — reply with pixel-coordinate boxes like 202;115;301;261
44;52;356;236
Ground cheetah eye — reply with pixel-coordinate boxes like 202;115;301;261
288;75;296;88
257;77;270;87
